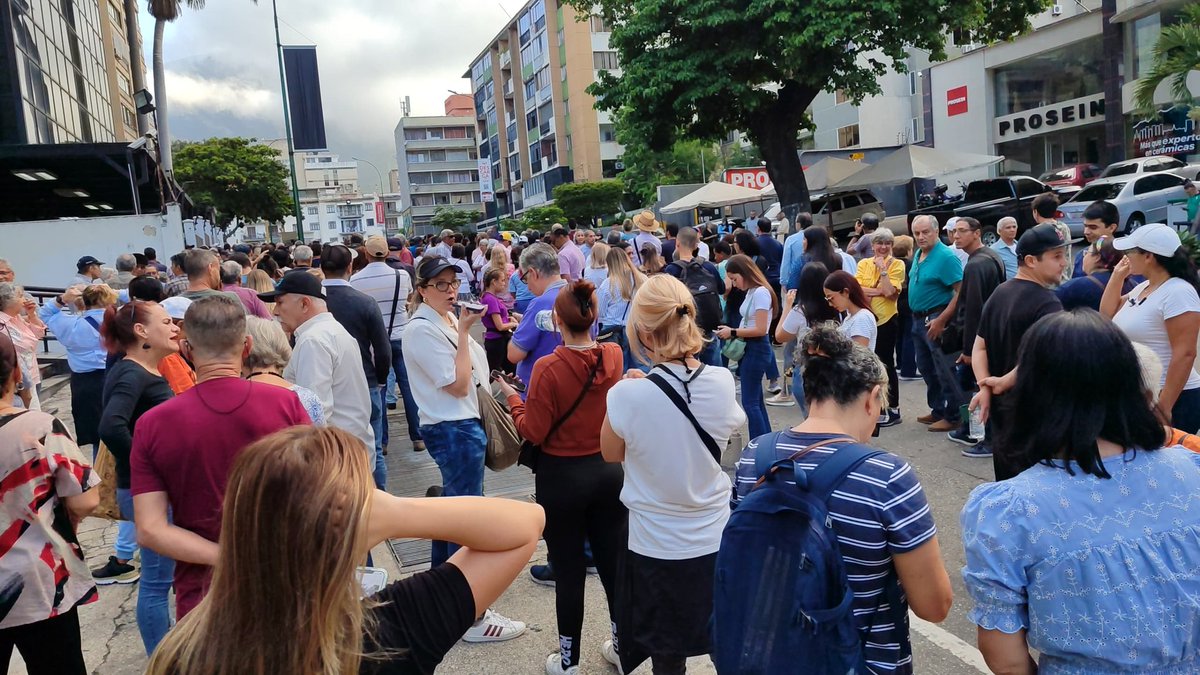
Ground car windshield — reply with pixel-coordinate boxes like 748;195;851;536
812;198;830;213
1070;182;1126;202
965;181;1014;202
1040;168;1076;181
1100;162;1139;178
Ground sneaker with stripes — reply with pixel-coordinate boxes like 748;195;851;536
461;608;527;643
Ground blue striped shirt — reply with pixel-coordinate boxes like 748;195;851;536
733;431;937;674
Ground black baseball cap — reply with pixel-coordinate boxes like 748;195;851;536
1016;223;1067;258
257;269;326;302
386;237;404;251
76;255;104;271
416;256;458;283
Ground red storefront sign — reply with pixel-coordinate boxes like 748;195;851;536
947;86;969;117
375;201;386;224
723;167;771;190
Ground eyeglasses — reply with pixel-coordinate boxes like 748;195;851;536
824;295;836;303
430;279;462;292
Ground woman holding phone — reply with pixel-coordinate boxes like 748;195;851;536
401;256;527;642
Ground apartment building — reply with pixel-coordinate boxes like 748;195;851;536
97;0;144;141
465;0;623;224
393;97;482;235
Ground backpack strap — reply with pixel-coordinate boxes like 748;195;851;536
646;370;721;465
753;430;787;478
387;269;403;336
752;433;857;489
804;443;884;502
83;315;101;332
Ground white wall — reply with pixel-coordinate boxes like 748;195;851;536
5;205;185;289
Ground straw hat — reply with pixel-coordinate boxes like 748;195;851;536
633;210;660;233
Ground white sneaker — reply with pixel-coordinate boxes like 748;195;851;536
765;391;795;407
461;608;527;643
602;639;623;673
545;652;579;675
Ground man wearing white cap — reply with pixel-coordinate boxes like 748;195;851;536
943;217;968;268
1104;223;1200;434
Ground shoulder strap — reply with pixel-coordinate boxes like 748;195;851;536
542;352;604;446
387;270;403;336
805;443;884;502
1087;275;1106;290
646;371;721;464
83;315;101;332
753;430;787;478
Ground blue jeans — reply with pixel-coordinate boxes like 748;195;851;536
369;386;387;489
698;336;722;367
1173;387;1200;434
600;324;637;372
117;488;175;655
419;418;487;567
739;338;773;440
385;369;398;405
390;338;422;443
792;369;809;415
909;315;966;422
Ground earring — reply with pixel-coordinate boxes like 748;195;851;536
142;343;151;350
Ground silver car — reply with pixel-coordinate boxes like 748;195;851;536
1098;156;1200;181
1058;172;1188;237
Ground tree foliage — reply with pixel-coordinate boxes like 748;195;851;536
430;206;482;232
615;110;720;206
501;205;567;232
571;0;1047;219
1133;4;1200;116
174;137;292;230
552;179;625;224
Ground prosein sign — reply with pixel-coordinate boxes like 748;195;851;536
994;94;1105;143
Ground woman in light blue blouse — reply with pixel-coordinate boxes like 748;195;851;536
596;245;646;371
962;309;1200;675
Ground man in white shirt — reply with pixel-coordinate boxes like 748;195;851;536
427;229;456;260
262;270;375;455
990;217;1019;280
352;236;424;451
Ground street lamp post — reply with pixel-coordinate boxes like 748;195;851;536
271;0;303;241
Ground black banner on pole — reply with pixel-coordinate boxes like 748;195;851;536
282;46;328;151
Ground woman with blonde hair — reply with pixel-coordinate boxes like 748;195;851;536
602;275;746;674
245;269;277;312
243;316;325;425
584;241;610;287
596;247;648;371
716;254;779;439
486;244;515;309
639;243;665;276
147;425;545;675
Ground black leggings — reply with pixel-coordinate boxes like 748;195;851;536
875;315;900;409
484;335;514;375
536;452;627;670
0;608;86;675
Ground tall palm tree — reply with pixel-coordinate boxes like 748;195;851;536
1133;4;1200;116
146;0;210;177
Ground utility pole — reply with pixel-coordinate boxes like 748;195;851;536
272;0;304;236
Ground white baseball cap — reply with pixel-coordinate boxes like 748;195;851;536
160;296;193;320
1113;223;1180;258
943;217;958;232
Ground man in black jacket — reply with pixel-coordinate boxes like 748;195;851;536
948;217;1005;453
320;243;393;487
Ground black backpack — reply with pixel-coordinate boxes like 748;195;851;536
678;259;722;332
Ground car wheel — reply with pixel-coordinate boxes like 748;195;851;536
980;227;998;247
1126;214;1145;234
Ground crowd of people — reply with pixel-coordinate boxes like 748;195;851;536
5;188;1200;675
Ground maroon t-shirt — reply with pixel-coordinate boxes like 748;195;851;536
130;378;312;616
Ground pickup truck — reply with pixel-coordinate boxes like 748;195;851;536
907;176;1052;245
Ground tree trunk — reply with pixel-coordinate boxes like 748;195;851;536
123;0;149;135
153;18;172;178
751;118;810;236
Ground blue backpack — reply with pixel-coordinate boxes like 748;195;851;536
712;432;882;675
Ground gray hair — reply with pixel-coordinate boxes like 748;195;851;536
183;295;247;360
998;216;1018;229
244;316;292;371
184;248;218;279
871;228;895;245
115;253;137;272
292;245;313;262
519;242;560;276
220;260;242;285
0;282;20;310
676;226;700;252
0;258;11;270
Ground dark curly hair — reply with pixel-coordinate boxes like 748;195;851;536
799;322;887;407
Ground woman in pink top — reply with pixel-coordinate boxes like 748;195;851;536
0;283;46;409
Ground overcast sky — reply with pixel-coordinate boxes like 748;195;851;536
138;0;521;193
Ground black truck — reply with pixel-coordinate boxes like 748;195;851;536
907;176;1051;245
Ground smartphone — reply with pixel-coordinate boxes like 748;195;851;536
458;301;486;314
356;566;389;598
491;370;526;392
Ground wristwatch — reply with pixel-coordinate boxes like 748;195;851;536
731;328;738;338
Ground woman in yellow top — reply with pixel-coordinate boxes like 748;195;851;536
855;228;905;427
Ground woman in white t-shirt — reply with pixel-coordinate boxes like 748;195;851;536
601;275;746;675
776;262;841;412
823;270;878;351
1104;224;1200;433
715;254;778;440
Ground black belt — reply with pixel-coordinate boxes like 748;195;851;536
912;305;947;318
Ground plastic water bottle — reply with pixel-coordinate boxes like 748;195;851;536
968;407;985;441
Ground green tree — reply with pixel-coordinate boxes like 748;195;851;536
174;138;292;233
572;0;1046;218
1133;4;1200;116
430;206;482;232
552;180;625;225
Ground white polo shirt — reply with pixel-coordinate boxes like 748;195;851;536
403;303;490;426
284;312;375;451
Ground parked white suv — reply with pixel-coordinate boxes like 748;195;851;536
811;190;886;235
1098;156;1200;181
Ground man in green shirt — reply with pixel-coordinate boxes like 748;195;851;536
1186;180;1200;233
908;215;965;433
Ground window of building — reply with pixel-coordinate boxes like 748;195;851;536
558;28;564;47
411;172;432;185
911;117;924;143
471;57;491;84
326;205;336;213
122;107;136;128
531;0;545;32
837;124;860;149
590;14;612;32
444;149;472;161
428;127;444;140
413;194;435;206
307;206;318;215
529;140;543;168
117;73;131;97
366;218;374;228
435;193;452;205
519;12;532;45
593;51;620;70
992;35;1102;116
431;172;448;184
448;171;476;183
1133;13;1161;79
451;192;478;204
524;77;538;101
599;124;617;143
834;89;849;105
404;129;426;141
444;126;468;139
108;1;121;25
527;109;539;132
908;72;919;96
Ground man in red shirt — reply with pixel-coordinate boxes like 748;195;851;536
130;295;311;618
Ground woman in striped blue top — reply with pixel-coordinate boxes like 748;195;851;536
732;323;953;674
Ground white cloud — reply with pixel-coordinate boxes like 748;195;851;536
164;72;277;118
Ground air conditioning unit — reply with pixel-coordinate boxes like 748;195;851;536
1051;2;1063;15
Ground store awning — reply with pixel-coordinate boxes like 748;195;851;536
758;157;870;196
828;144;1004;191
661;181;765;214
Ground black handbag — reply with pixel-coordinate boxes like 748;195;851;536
518;353;604;473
